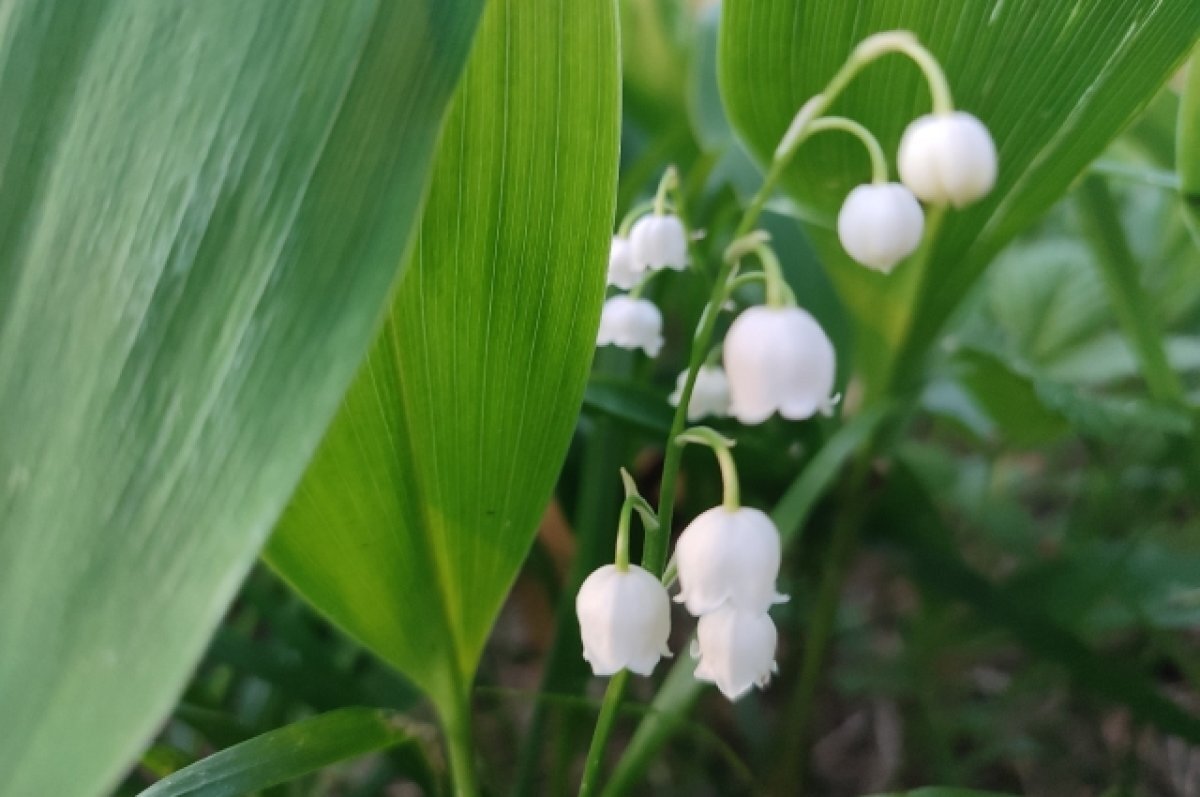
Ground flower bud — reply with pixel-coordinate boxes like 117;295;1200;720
606;235;639;290
898;111;997;207
576;564;672;676
629;213;688;272
693;605;778;701
597;296;663;356
668;365;730;421
837;183;924;272
722;306;835;424
674;506;786;615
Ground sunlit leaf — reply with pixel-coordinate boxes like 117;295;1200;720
266;0;620;718
0;3;481;794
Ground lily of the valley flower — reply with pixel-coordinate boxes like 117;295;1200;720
836;182;924;272
606;235;640;290
673;506;786;615
898;111;997;207
723;305;836;424
630;213;688;272
668;365;730;421
597;295;664;356
693;605;778;701
576;563;671;676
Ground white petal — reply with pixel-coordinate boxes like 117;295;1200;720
694;606;778;701
606;236;641;289
723;306;836;424
576;564;671;677
597;296;663;356
898;112;997;207
630;214;688;271
668;366;730;421
674;506;783;616
836;183;924;272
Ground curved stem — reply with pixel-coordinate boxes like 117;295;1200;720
804;116;889;185
617;198;656;237
775;30;952;164
676;427;740;510
613;499;633;571
653;166;679;216
751;242;792;307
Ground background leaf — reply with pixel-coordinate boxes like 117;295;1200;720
266;0;620;715
0;2;481;795
718;0;1200;395
138;708;420;797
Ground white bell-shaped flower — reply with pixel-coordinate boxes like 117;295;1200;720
597;296;663;356
693;605;778;701
629;213;688;272
673;506;786;615
722;306;836;424
576;563;672;676
897;111;997;207
836;183;924;272
606;235;640;290
668;365;730;421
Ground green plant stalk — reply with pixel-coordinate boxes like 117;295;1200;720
442;693;480;797
577;671;630;797
1076;174;1185;404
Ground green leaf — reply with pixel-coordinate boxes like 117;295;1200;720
266;0;619;716
718;0;1200;396
876;464;1200;745
0;3;481;795
584;378;675;436
1075;175;1185;403
137;708;419;797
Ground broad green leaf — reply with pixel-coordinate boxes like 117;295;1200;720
266;0;619;714
584;378;675;436
719;0;1200;396
138;708;420;797
0;3;481;795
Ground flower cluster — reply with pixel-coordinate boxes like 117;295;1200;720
578;30;998;708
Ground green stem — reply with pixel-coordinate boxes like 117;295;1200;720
617;199;656;237
443;692;480;797
676;427;740;510
578;671;630;797
653;166;679;216
803;117;889;184
775;31;952;164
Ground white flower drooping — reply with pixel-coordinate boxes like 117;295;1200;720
668;365;730;421
629;213;688;272
837;182;924;272
897;111;997;207
606;235;640;290
673;506;786;615
693;605;778;701
723;305;836;424
576;563;672;677
597;295;664;356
